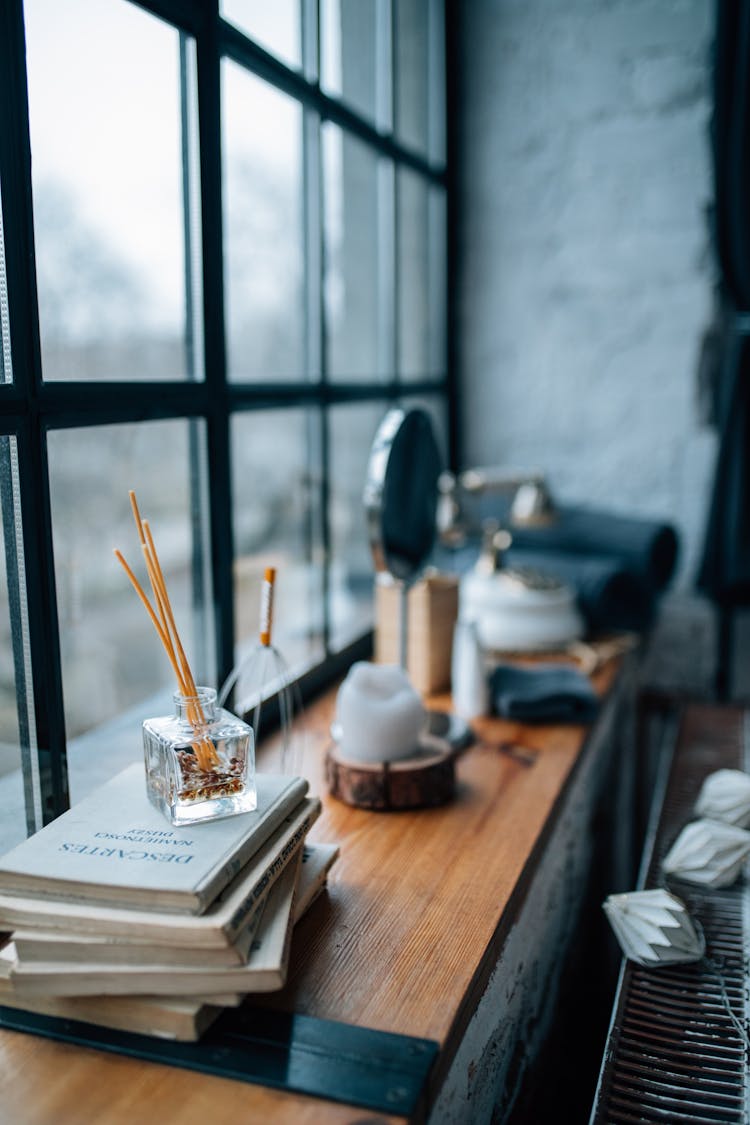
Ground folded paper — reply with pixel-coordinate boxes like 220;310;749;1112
662;818;750;888
602;888;705;967
694;769;750;828
335;662;426;764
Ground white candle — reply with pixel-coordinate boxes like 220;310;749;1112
336;662;426;763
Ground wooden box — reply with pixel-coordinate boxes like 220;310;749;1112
374;573;459;695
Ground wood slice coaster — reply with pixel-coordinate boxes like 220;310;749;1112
325;741;459;811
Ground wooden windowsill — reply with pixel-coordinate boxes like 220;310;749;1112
0;655;629;1125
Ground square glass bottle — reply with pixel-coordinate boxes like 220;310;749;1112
143;687;256;825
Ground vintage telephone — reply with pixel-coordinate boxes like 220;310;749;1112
438;468;584;652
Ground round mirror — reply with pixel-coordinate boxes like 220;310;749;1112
363;407;442;583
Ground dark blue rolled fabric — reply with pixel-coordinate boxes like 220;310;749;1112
490;662;599;723
499;505;678;591
505;547;656;633
431;541;656;634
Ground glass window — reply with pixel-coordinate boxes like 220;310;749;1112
394;0;429;155
328;401;387;650
223;64;305;383
323;125;390;382
429;0;446;164
230;408;324;706
221;0;302;71
47;419;213;800
397;168;430;380
24;0;202;383
393;0;446;163
429;186;448;376
0;437;41;850
321;0;383;126
2;0;448;825
0;203;11;386
398;175;447;381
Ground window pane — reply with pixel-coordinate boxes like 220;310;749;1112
47;420;214;801
394;0;445;163
394;0;429;156
429;0;446;164
223;64;305;383
321;0;379;124
328;401;387;650
398;174;446;381
230;409;324;708
323;126;390;381
398;168;430;380
429;186;447;376
0;198;12;385
221;0;302;71
24;0;201;383
0;437;42;849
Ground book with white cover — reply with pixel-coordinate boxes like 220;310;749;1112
11;841;339;967
0;765;308;914
0;841;338;1040
6;849;304;997
293;842;339;918
0;798;320;948
10;893;266;967
0;979;226;1041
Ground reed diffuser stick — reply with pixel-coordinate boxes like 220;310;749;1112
115;492;219;771
113;550;187;692
142;520;199;704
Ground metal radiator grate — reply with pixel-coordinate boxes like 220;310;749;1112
591;705;750;1124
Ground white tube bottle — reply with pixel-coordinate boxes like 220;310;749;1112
451;619;489;720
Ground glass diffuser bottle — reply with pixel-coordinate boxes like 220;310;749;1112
143;686;256;826
117;490;257;828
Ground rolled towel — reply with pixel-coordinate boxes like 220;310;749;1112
463;499;679;591
506;548;656;633
490;662;599;723
431;542;656;634
506;505;679;591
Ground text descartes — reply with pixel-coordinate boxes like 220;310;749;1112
59;843;194;863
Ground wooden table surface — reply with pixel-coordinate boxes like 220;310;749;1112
0;659;622;1125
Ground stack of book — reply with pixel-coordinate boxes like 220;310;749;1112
0;764;337;1040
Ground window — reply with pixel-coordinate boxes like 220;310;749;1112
0;0;449;837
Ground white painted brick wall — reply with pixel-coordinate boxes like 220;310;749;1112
456;0;717;585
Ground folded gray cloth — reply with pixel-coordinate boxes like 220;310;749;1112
490;663;599;723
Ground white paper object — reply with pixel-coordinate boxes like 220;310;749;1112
694;769;750;828
335;662;426;763
602;889;705;967
662;818;750;888
451;619;489;720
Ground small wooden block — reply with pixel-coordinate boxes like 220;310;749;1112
325;743;457;811
374;574;459;695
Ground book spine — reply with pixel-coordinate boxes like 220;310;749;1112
292;855;333;925
276;850;305;986
224;806;318;940
13;893;268;967
195;777;308;911
224;895;265;963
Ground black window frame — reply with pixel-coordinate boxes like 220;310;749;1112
0;0;453;827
